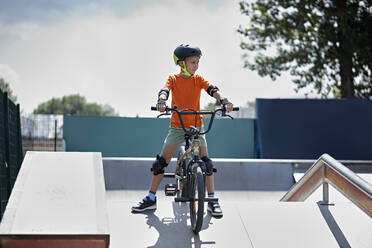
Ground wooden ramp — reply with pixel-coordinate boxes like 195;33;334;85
0;152;109;248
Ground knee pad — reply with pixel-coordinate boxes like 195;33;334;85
151;155;168;175
201;156;213;176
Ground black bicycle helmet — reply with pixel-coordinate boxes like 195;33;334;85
173;44;202;65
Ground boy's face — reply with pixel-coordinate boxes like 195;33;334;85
180;56;200;75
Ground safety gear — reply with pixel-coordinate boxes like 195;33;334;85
157;99;166;107
201;156;214;176
173;44;202;65
158;88;170;101
207;85;219;97
181;61;192;77
151;155;168;175
157;88;169;109
173;44;202;77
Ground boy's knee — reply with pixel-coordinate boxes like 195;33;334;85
151;154;168;175
201;156;213;176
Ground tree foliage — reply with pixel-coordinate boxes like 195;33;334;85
238;0;372;98
33;94;117;116
0;78;17;103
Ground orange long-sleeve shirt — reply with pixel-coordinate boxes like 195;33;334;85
164;74;210;128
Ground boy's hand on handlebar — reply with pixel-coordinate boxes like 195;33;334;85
220;98;233;113
156;99;166;112
225;102;233;113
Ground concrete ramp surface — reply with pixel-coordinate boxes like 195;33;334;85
1;155;371;247
104;158;372;248
0;152;110;248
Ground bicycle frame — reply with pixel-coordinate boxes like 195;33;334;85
152;104;239;234
153;104;239;186
177;137;204;189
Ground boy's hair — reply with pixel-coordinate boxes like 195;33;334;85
173;44;202;65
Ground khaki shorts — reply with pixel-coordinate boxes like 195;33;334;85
163;126;207;147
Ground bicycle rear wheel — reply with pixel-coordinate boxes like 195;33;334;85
189;166;205;234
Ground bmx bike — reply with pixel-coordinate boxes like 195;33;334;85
151;105;239;234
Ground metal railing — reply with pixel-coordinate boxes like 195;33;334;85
281;154;372;218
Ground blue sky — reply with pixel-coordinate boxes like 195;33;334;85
0;0;225;24
1;0;146;23
0;0;315;116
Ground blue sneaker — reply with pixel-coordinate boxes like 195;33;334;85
131;196;157;213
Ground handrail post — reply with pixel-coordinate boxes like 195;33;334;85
320;164;333;205
322;182;329;203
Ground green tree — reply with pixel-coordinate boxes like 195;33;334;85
0;78;17;102
238;0;372;98
33;94;117;116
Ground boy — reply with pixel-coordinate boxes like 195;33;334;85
132;44;233;218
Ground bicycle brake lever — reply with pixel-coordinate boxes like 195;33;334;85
223;114;234;120
157;113;169;118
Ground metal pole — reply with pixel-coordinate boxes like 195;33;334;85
54;119;57;152
320;164;332;205
323;182;329;203
3;92;11;198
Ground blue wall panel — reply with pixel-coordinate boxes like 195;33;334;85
256;99;372;160
63;116;254;158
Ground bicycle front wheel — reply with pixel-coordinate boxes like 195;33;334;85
177;146;188;197
189;166;205;234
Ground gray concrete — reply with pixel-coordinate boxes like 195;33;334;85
105;158;372;248
0;152;109;235
2;155;371;247
103;158;295;192
106;191;372;248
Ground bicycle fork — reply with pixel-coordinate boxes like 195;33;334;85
174;160;218;204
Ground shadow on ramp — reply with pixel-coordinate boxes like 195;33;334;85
134;202;215;248
317;202;352;248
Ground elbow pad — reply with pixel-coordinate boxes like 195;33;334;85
158;88;170;100
207;85;219;97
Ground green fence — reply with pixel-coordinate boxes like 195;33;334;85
63;116;254;158
0;90;23;221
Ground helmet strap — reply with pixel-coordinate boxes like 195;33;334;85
181;61;192;77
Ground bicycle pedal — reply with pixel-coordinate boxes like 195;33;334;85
165;184;177;196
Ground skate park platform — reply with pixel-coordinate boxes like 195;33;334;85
0;152;109;248
1;153;371;247
103;157;372;248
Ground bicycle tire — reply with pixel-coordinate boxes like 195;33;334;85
189;166;205;234
177;147;188;197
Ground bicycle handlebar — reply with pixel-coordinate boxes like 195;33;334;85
150;106;239;112
150;105;239;136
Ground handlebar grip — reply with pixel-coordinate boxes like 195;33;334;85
151;106;157;111
233;107;239;111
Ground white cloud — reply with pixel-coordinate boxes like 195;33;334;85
0;64;20;88
0;0;314;116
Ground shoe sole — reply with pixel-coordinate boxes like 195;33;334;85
131;205;157;213
207;206;223;218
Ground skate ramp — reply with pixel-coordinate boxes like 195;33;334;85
106;197;372;248
1;155;371;248
104;158;372;248
0;152;109;248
